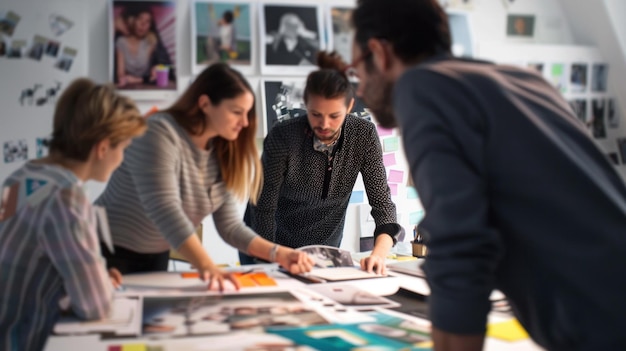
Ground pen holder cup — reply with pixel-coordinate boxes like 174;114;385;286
412;242;428;258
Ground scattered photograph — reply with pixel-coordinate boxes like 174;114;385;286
192;0;253;74
308;284;400;310
618;138;626;165
591;63;608;92
7;39;26;59
3;139;28;164
111;0;177;91
27;35;47;61
260;3;323;75
569;99;588;125
140;292;327;338
48;14;74;36
506;14;535;38
268;310;430;351
0;11;21;36
327;6;353;63
570;63;588;93
55;47;77;72
550;63;567;93
608;98;619;129
297;245;354;268
262;78;307;134
591;99;606;139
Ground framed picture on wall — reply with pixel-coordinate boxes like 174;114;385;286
109;0;177;101
506;14;535;39
326;5;353;63
570;62;588;93
191;0;255;75
261;77;307;135
259;3;324;75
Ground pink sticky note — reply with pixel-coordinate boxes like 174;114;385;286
388;169;404;183
382;153;396;167
388;183;398;196
377;125;393;136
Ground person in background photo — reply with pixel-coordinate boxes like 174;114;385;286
266;12;319;66
242;52;400;274
115;6;157;87
0;78;147;351
96;63;313;290
114;5;174;87
350;0;626;350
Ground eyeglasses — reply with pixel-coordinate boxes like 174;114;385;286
344;50;372;80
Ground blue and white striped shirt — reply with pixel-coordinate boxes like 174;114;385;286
0;162;113;351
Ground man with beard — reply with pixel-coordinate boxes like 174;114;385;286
242;51;401;274
350;0;626;350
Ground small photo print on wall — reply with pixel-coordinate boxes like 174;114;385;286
506;14;535;38
591;99;606;139
191;0;253;74
55;47;77;72
608;98;619;129
328;6;353;63
27;35;48;61
7;39;26;59
260;3;323;75
570;63;588;93
48;14;74;36
0;10;21;36
110;0;177;96
45;39;60;57
591;63;608;92
262;78;306;134
3;139;28;164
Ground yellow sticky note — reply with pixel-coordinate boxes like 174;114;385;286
487;319;529;342
122;344;147;351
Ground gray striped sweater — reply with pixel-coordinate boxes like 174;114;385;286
95;112;257;254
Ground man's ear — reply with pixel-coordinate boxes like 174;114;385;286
367;38;392;72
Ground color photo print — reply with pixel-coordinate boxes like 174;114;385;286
140;291;328;338
191;0;254;75
110;0;178;99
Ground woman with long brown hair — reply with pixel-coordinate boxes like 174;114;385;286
97;63;312;289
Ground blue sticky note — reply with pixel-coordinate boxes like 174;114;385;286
407;187;419;200
409;210;425;224
349;190;364;204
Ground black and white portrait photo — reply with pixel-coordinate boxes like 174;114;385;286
569;99;588;125
570;63;588;93
260;4;323;75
